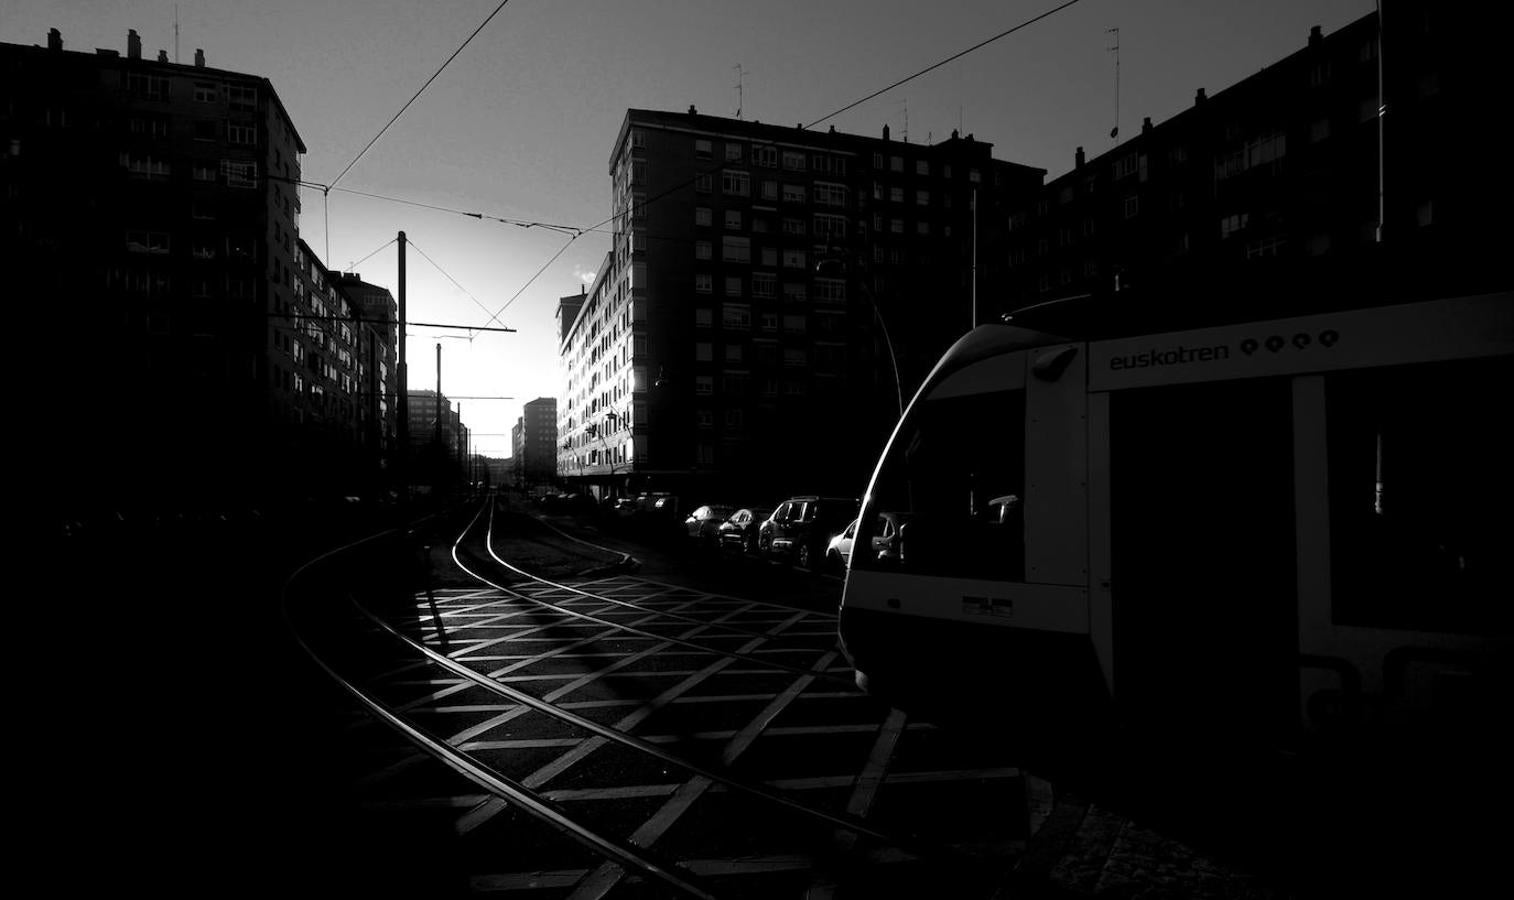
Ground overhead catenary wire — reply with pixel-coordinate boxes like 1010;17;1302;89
407;238;510;337
327;0;516;191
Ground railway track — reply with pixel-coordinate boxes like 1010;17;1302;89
285;496;1052;898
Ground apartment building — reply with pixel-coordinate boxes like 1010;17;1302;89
557;108;1043;501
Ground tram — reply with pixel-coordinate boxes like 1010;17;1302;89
838;292;1513;773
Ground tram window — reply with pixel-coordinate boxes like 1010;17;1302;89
1326;357;1512;634
855;389;1026;580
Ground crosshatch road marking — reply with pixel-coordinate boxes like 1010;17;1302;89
454;608;808;835
572;649;844;899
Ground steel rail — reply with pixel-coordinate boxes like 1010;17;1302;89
281;503;719;900
360;501;989;870
468;503;855;686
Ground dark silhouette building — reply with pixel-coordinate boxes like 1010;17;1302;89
1002;3;1510;331
4;28;314;516
557;108;1044;502
513;397;557;488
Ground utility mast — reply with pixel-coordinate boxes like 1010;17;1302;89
733;64;744;119
1107;27;1120;142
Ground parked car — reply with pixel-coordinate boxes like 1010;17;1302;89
717;507;772;554
685;504;736;547
826;518;858;572
766;495;861;570
826;510;910;572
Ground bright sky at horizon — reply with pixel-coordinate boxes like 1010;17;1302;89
3;0;1373;457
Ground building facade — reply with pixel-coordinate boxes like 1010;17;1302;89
513;397;558;488
5;28;310;512
1002;4;1509;328
556;108;1044;502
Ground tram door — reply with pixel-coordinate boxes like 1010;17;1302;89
1110;377;1297;752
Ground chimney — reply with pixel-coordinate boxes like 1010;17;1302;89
1075;146;1086;169
1195;87;1207;105
1308;25;1323;48
687;104;697;115
127;29;141;59
882;124;890;141
1142;116;1153;134
47;28;62;51
157;50;168;62
194;48;205;67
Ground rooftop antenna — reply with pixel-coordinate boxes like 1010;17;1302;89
1106;27;1120;142
733;64;744;119
174;4;180;63
903;97;909;143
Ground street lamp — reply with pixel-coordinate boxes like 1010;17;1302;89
816;249;904;418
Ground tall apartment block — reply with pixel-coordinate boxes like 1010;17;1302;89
558;108;1044;502
1002;3;1510;328
513;397;558;488
3;28;397;515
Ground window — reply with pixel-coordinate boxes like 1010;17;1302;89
1326;357;1512;633
695;207;712;227
1246;131;1286;167
223;160;257;188
695;139;713;158
782;283;807;303
1220;212;1250;238
753;146;777;167
695;240;712;260
1123;195;1139;219
761;247;778;266
227;124;255;145
1245;235;1285;258
890;218;904;234
724;210;742;229
915;159;930;176
889;186;904;204
812;214;846;239
126;230;171;254
696;342;713;362
228;86;256;111
783;346;807;365
695;375;714;395
889;156;904;173
721;236;751;263
722;304;751;327
723;275;742;296
915;190;930;206
968;168;981;183
782;150;806;171
1113;153;1139;179
853;388;1027;580
721;170;750;196
781;249;806;269
813;182;846;207
194;83;217;103
695;308;713;327
192;163;216;183
1310;118;1332;143
752;273;776;298
695;273;713;293
761;180;779;201
814;278;845;303
917;221;931;236
782;218;806;237
782;184;806;204
695;174;713;193
725;142;743;162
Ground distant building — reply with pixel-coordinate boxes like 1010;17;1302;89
512;397;557;487
1003;4;1510;327
331;272;399;474
4;28;308;510
557;108;1044;502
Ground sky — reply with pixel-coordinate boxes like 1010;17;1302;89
2;0;1374;458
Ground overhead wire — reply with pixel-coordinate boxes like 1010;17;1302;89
407;238;505;338
328;0;515;191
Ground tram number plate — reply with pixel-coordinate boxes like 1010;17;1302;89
963;595;1014;618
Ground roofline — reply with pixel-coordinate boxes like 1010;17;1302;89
1;38;307;154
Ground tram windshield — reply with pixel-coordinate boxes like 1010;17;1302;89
854;388;1026;580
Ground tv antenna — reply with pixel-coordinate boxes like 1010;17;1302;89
733;64;744;119
174;4;180;63
1107;27;1120;142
